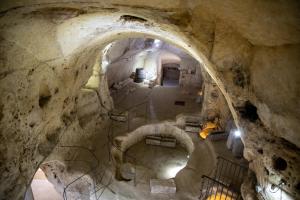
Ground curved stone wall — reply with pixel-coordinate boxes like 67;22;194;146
111;123;195;175
0;1;299;199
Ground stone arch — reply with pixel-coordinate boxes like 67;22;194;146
56;12;241;138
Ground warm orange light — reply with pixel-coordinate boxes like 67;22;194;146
199;122;217;139
206;193;232;200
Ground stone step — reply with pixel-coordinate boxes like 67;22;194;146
150;179;176;194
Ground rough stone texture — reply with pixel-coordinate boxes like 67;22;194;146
40;160;94;200
120;162;135;180
201;70;232;129
150;179;176;193
241;171;258;200
250;45;300;146
0;1;299;200
243;120;300;199
211;21;253;106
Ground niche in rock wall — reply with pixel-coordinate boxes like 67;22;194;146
119;15;147;23
238;101;259;122
272;156;287;171
39;83;51;108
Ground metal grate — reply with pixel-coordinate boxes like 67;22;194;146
199;156;248;200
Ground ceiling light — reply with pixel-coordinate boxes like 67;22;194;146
234;130;241;138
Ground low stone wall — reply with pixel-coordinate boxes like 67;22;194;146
111;122;194;179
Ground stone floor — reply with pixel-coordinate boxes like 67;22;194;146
92;81;247;200
125;140;189;179
35;81;247;200
111;81;202;124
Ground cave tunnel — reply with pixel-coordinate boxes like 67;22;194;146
0;1;300;200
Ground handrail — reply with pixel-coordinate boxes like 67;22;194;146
199;175;242;200
57;145;100;200
60;87;152;199
199;156;248;200
216;156;248;169
201;175;229;188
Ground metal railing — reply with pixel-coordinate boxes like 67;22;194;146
214;156;248;192
59;145;100;200
199;156;248;200
199;175;242;200
60;86;155;199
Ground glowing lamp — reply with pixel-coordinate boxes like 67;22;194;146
234;130;241;138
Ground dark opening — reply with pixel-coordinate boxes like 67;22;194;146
39;96;51;108
174;101;185;106
0;104;3;122
239;101;259;122
120;15;147;23
273;156;288;171
144;38;155;48
295;182;300;192
39;84;51;108
264;167;270;175
257;149;264;154
162;63;180;87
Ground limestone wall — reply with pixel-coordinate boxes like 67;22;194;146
0;1;299;199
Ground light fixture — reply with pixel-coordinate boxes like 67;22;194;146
154;39;160;44
153;39;161;48
234;129;241;138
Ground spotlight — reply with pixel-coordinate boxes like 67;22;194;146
234;130;241;138
154;39;160;44
102;60;109;66
153;39;161;47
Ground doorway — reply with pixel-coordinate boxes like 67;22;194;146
161;63;180;86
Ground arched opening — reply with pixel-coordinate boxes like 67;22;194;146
1;3;299;200
161;63;180;87
65;23;245;199
55;12;241;137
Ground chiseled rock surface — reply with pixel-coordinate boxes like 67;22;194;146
243;120;300;199
0;1;299;199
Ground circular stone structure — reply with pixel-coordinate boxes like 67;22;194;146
111;122;217;199
111;123;195;179
125;139;189;179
